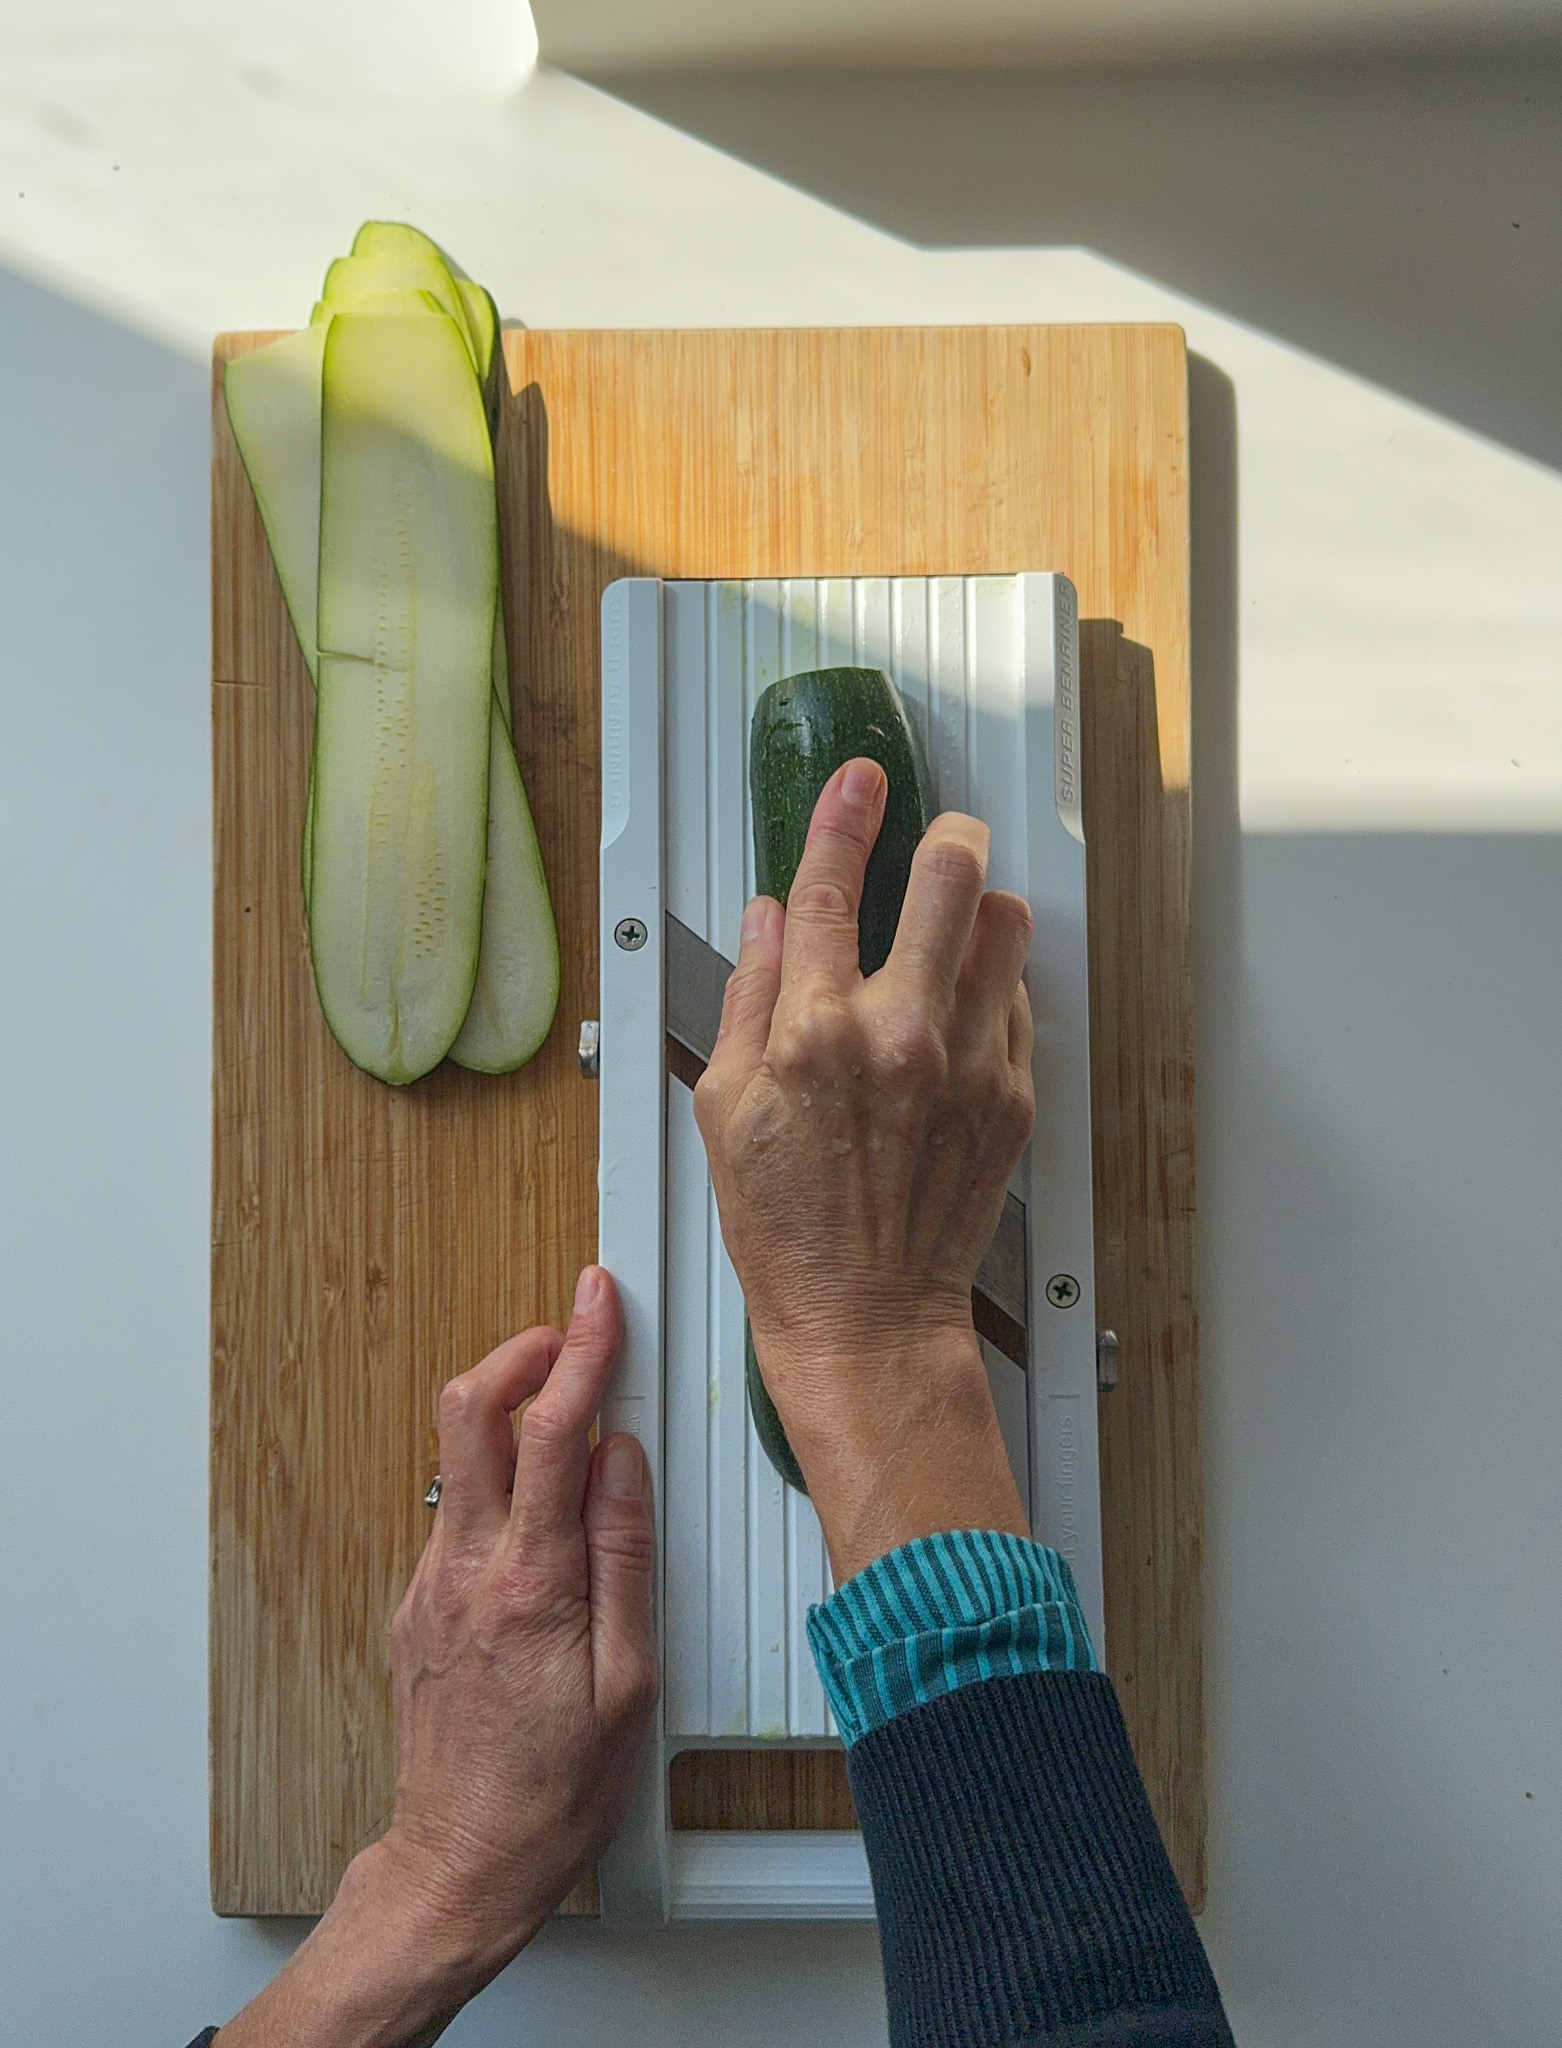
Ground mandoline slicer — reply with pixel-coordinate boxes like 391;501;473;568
594;574;1101;1924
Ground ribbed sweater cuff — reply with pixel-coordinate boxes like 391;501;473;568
808;1532;1097;1746
846;1670;1232;2048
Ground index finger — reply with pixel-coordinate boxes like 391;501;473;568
779;758;887;994
435;1325;566;1546
510;1266;625;1553
883;812;992;1012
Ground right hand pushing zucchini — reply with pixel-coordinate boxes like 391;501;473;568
744;667;936;1493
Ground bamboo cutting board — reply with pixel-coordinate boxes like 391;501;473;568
211;324;1204;1916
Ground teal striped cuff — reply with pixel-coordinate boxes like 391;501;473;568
806;1530;1098;1747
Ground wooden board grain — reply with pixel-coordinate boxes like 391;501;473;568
211;324;1204;1915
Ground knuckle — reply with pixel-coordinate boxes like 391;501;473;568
1003;1070;1036;1145
491;1545;548;1614
1003;891;1035;946
964;1052;1007;1117
880;1017;947;1088
519;1398;573;1457
918;837;986;897
768;1006;838;1078
692;1065;725;1135
437;1373;478;1430
983;885;1032;943
592;1512;656;1577
765;1017;803;1074
786;878;854;926
955;1058;1013;1146
727;956;768;1007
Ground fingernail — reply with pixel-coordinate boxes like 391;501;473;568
842;758;880;808
602;1436;644;1500
575;1266;603;1312
740;898;767;946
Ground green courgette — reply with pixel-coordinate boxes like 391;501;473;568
751;665;936;977
745;1321;809;1495
745;665;937;1491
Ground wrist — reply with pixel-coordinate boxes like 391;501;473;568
326;1836;495;2017
760;1320;1029;1584
218;1836;511;2048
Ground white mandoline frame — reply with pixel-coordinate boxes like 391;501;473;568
597;574;1100;1924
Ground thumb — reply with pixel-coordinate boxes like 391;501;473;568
583;1434;659;1728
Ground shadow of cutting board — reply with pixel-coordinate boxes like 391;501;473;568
210;324;1204;1916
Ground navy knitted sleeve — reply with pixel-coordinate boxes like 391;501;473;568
845;1668;1232;2048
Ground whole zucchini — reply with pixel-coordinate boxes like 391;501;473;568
745;1320;809;1496
750;666;936;976
745;665;936;1492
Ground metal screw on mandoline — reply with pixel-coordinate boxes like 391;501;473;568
1045;1273;1081;1310
614;917;648;951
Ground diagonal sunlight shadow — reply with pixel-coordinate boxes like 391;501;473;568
586;46;1562;475
563;50;1562;838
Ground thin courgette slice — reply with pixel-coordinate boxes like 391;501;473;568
447;679;560;1073
304;579;511;909
310;311;496;1084
321;254;481;371
329;237;502;438
488;581;513;738
248;308;548;1067
350;226;490;368
310;287;447;328
351;220;453;269
350;225;501;422
305;598;559;1073
455;280;505;441
223;325;328;684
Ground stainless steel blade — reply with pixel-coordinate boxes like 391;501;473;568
663;910;1031;1360
976;1193;1029;1334
666;912;731;1067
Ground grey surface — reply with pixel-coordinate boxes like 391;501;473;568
1198;833;1562;2046
1187;350;1562;2041
532;0;1562;71
592;47;1562;471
